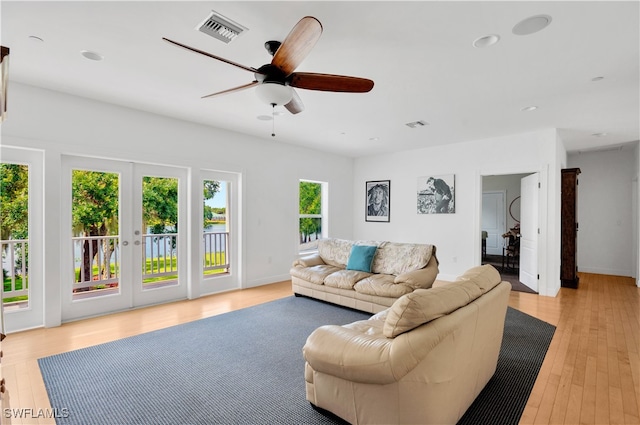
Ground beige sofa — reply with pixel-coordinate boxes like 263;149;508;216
303;265;511;425
290;238;439;313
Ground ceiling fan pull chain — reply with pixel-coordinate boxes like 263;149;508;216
271;103;276;137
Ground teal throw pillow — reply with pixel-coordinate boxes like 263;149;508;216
346;245;378;273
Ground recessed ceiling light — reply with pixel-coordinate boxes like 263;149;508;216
592;132;608;137
472;34;500;48
512;15;552;36
257;115;272;121
521;106;538;112
28;35;44;42
591;76;605;82
369;137;380;142
81;50;104;61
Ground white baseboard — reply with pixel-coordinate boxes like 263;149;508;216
578;266;633;277
245;273;291;289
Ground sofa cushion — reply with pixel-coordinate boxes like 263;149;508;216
318;238;354;268
371;242;434;275
346;245;378;272
354;274;414;298
289;264;342;285
325;270;373;290
455;264;501;293
383;281;483;338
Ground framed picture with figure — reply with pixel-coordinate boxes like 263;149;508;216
417;174;455;214
366;180;390;222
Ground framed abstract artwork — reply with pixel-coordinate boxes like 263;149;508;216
366;180;390;222
417;174;455;214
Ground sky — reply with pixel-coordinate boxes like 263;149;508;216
205;181;227;209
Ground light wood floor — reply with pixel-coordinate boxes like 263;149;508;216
2;274;639;425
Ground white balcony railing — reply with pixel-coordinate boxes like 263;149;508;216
71;231;230;294
3;231;231;304
1;239;29;305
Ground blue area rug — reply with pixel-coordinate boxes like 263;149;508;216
39;296;555;425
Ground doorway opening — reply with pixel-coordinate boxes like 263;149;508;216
481;173;538;294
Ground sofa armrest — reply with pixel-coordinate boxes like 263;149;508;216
304;318;450;385
292;254;326;268
394;255;439;289
303;324;398;385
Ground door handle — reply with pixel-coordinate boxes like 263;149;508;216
134;240;141;246
122;241;129;246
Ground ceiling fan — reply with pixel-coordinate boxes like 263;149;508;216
163;16;374;115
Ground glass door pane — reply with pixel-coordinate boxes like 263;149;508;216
1;163;30;310
203;179;229;277
141;176;179;290
71;169;121;300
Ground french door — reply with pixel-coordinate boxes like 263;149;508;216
61;156;187;321
0;147;44;332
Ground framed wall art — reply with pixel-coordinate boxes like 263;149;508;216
417;174;455;214
366;180;390;222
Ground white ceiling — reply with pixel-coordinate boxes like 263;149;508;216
2;1;639;158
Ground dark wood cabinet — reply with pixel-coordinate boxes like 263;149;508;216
561;168;581;288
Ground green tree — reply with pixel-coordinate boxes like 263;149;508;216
143;177;178;234
72;170;119;281
1;164;30;280
0;163;29;241
203;180;221;225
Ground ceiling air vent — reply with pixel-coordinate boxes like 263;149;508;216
196;10;248;44
405;120;429;129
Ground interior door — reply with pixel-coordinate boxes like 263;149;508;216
519;173;539;292
62;157;187;321
482;191;506;255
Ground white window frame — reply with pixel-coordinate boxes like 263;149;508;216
299;179;328;253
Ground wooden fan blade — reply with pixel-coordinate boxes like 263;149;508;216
288;72;374;93
201;81;259;99
284;89;305;114
271;17;322;76
163;37;260;74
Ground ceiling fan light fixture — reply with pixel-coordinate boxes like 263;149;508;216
255;82;293;106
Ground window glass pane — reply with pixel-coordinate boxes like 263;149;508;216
300;181;323;251
300;181;321;214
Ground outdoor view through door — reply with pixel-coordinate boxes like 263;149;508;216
1;163;29;310
203;179;229;277
71;170;121;299
71;171;185;299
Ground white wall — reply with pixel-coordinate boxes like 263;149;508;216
568;144;637;277
1;83;355;327
636;142;640;285
353;129;565;296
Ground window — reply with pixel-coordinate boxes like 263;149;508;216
299;180;327;252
